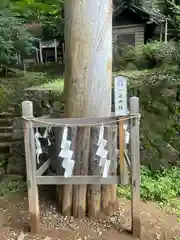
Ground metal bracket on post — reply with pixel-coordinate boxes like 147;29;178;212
132;113;141;126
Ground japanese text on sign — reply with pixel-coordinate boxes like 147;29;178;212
114;76;128;116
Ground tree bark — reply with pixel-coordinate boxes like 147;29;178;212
72;127;90;217
101;125;118;215
62;0;113;217
55;127;77;215
55;127;64;213
62;127;77;216
87;126;101;217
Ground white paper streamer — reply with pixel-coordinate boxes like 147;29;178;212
59;129;75;178
43;128;48;138
97;148;108;159
61;126;68;148
64;160;75;178
61;139;71;149
35;132;41;148
62;158;70;169
103;160;111;178
43;127;52;146
59;149;73;159
34;128;53;164
97;123;104;146
99;157;106;167
124;124;130;144
35;132;42;164
62;126;68;141
96;139;107;157
36;147;42;164
47;138;51;146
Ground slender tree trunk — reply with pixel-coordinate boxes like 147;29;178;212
59;0;114;216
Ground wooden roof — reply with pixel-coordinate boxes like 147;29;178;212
113;0;164;24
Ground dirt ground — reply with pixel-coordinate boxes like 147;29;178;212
0;186;179;240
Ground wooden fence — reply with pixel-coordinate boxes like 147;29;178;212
22;96;141;238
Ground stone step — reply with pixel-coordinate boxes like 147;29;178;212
0;153;10;161
0;112;18;118
0;142;12;148
0;118;13;126
0;142;11;154
0;133;12;141
7;106;15;113
4;174;24;181
0;126;13;133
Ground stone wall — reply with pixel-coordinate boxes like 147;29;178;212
7;117;25;175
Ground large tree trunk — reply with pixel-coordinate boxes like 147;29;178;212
58;0;115;216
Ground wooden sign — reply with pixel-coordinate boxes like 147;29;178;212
114;76;128;116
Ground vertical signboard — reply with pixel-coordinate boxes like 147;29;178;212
114;76;128;116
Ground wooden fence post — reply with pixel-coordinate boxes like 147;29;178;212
87;126;102;217
55;127;64;213
119;118;129;185
22;101;40;233
130;97;141;238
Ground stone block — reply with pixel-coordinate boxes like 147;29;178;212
161;143;179;166
53;101;61;112
12;117;23;129
0;167;5;179
7;156;25;176
11;141;25;158
12;117;24;140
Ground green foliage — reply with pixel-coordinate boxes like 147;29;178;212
135;41;176;68
115;66;180;172
117;168;180;224
0;86;12;110
113;42;138;71
0;179;26;196
118;166;180;216
140;166;180;202
10;0;64;39
113;41;177;70
163;1;180;40
147;0;180;41
0;9;34;65
142;0;165;22
0;0;10;9
0;71;51;112
10;0;63;19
